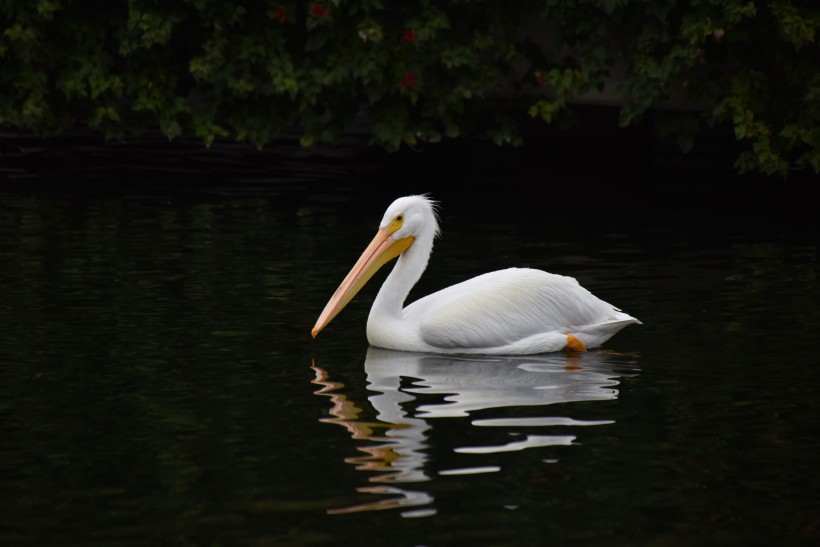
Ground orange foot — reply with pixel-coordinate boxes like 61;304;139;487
564;334;587;352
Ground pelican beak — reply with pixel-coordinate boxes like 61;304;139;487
312;228;414;338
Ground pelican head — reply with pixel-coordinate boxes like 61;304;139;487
379;195;441;241
312;195;439;338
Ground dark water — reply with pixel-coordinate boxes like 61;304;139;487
2;134;820;545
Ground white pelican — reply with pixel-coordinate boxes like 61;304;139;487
311;195;640;354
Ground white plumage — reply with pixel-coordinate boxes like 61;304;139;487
312;195;640;355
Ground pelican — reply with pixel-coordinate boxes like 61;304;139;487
311;195;640;355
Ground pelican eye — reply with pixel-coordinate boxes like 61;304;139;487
388;213;405;234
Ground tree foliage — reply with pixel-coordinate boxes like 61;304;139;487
1;0;818;176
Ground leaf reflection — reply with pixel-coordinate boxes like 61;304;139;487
312;348;638;517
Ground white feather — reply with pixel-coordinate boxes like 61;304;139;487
358;196;640;355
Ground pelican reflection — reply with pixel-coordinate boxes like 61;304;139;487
312;347;638;516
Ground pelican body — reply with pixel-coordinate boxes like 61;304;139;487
312;195;640;355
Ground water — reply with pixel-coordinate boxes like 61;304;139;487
1;134;820;545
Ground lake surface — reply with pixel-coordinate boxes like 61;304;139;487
2;133;820;545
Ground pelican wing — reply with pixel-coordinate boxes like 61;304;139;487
405;268;621;350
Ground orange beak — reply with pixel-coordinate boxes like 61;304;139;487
311;228;414;338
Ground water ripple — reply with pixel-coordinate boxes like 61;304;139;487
312;347;639;516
